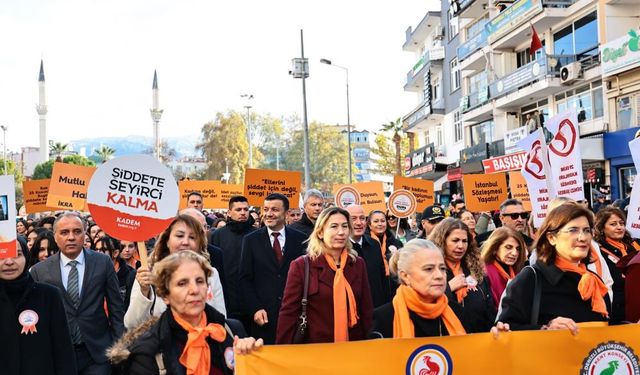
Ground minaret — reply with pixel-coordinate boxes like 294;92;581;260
36;60;48;164
150;70;163;161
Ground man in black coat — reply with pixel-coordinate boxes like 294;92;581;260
211;196;255;328
239;193;306;344
289;188;324;238
475;199;534;248
346;205;392;308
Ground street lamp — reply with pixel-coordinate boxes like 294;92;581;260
320;58;352;183
289;29;311;188
0;125;7;175
240;94;254;168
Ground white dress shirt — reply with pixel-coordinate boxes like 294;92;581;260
267;227;286;252
60;250;86;296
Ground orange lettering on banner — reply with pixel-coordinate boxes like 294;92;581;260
393;176;434;212
333;181;386;214
23;179;59;213
244;169;301;209
462;173;508;212
508;172;532;211
46;162;96;211
178;180;223;210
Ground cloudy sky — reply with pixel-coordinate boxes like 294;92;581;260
0;0;439;152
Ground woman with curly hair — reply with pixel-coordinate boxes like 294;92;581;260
429;218;496;332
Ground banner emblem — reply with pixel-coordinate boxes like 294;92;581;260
406;344;452;375
549;119;577;157
581;341;639;375
524;140;545;180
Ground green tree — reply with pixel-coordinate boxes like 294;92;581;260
95;145;116;163
197;111;250;184
380;118;404;176
32;155;95;179
49;142;68;161
0;158;25;208
370;133;409;175
254;114;286;170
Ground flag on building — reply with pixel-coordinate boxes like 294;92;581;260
530;25;543;55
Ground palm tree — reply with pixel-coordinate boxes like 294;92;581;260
380;118;404;176
95;145;116;163
49;142;69;161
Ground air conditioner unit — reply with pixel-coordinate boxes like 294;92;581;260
432;26;445;40
560;62;581;84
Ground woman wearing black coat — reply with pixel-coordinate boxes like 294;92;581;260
0;236;76;375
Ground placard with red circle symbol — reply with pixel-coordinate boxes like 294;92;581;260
86;155;179;242
545;109;585;201
388;189;417;218
334;186;361;208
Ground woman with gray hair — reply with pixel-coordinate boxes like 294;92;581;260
372;239;467;338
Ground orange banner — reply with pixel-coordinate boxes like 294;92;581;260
508;172;532;211
220;184;245;208
333;181;386;214
23;179;59;213
178;180;223;210
244;169;301;209
393;176;434;212
462;173;508;212
46;162;96;211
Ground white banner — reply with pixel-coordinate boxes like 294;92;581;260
626;138;640;237
517;129;553;228
546;109;585;201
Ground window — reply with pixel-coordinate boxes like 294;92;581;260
448;9;459;40
555;80;604;123
471;120;493;145
468;71;488;94
466;14;489;39
454;110;463;143
617;94;640;130
516;46;545;68
437;126;443;146
450;58;460;92
433;76;441;101
521;99;549;128
553;12;598;57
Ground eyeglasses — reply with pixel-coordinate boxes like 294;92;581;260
503;212;530;220
387;216;397;221
556;227;593;237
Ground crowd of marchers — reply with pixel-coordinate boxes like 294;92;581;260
2;189;639;375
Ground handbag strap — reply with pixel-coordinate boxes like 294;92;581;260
528;264;542;326
301;255;310;317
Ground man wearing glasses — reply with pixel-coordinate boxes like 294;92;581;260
476;199;534;248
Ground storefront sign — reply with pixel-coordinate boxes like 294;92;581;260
489;57;547;100
333;182;385;214
485;0;543;42
405;144;436;177
22;179;59;213
504;126;528;154
353;148;370;162
482;152;528;174
601;28;640;77
0;175;17;258
517;128;553;228
457;28;488;61
546;110;586;201
460;143;488;164
46;162;96;211
393;175;435;212
462;173;508;212
447;167;463;182
244;168;301;209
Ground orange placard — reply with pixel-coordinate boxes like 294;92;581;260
509;171;532;211
393;176;435;212
46;162;96;211
333;181;386;214
462;173;508;212
244;169;302;209
178;180;223;210
220;184;245;208
23;179;59;213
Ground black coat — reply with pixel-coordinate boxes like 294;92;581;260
239;226;306;344
372;296;466;338
446;265;496;333
497;261;611;330
288;213;315;238
207;243;226;292
211;218;256;317
351;235;391;308
598;240;637;323
0;275;77;375
115;257;136;311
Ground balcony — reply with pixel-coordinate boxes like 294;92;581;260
403;12;442;52
486;0;576;51
458;28;489;74
453;0;486;19
403;97;446;133
404;47;445;91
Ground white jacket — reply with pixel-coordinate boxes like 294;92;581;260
124;267;226;329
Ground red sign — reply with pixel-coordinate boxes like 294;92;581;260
447;168;462;182
482;151;528;174
587;169;596;182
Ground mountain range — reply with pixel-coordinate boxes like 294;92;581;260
67;135;201;158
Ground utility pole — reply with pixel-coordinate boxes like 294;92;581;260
289;30;311;188
241;94;254;168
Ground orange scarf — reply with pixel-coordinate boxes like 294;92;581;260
554;257;609;318
371;233;390;276
493;261;515;281
445;260;468;304
173;311;227;375
392;285;466;338
604;238;629;263
324;250;359;342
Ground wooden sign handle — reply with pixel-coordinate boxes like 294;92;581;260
138;241;149;269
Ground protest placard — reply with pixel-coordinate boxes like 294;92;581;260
546;109;585;201
244;168;301;209
393;175;434;212
220;184;245;207
0;175;17;258
86;155;179;267
462;173;508;212
508;171;532;211
626;138;640;237
333;181;386;214
23;179;58;213
334;186;361;208
46;162;96;211
387;189;417;218
517;128;554;228
178;180;222;210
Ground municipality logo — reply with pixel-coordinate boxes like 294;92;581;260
406;344;452;375
581;341;639;375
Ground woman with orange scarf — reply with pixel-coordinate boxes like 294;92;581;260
481;227;527;309
366;210;403;275
372;239;467;338
429;218;496;333
109;251;262;375
277;207;373;344
497;204;611;333
595;207;639;322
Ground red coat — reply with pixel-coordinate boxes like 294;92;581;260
276;254;373;344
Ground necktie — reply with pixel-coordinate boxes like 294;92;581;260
272;232;283;264
67;260;82;344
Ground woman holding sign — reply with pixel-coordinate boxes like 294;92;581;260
371;239;467;338
124;214;226;329
429;218;496;333
497;204;611;332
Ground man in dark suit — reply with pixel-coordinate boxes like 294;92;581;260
239;193;306;344
347;204;392;307
31;212;124;375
